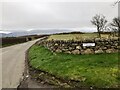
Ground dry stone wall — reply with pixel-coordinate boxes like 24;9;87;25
38;38;119;55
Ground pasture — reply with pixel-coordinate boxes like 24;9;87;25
47;33;117;41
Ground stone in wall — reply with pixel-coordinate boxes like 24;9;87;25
106;45;111;49
106;49;116;53
76;46;82;50
81;49;94;54
117;46;120;49
55;43;58;46
101;46;107;50
56;49;62;53
95;49;104;54
71;50;80;54
69;47;73;51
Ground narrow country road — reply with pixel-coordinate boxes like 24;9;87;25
1;38;43;88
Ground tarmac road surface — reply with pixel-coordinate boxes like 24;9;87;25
1;38;43;88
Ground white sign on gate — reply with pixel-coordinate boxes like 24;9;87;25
83;43;95;47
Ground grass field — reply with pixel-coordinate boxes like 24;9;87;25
28;45;119;88
47;33;116;41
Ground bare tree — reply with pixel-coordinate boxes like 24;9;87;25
91;14;107;37
112;0;120;6
110;17;120;36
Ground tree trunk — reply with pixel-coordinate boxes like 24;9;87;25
97;27;101;38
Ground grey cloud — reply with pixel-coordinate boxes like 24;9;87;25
1;2;118;31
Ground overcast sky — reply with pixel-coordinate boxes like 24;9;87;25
0;0;118;31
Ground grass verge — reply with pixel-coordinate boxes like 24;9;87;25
28;45;119;88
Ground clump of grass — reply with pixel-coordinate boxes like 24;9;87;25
29;45;119;88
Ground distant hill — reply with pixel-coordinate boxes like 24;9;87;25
0;29;72;37
0;28;99;38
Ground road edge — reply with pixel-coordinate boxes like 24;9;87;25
17;37;48;89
